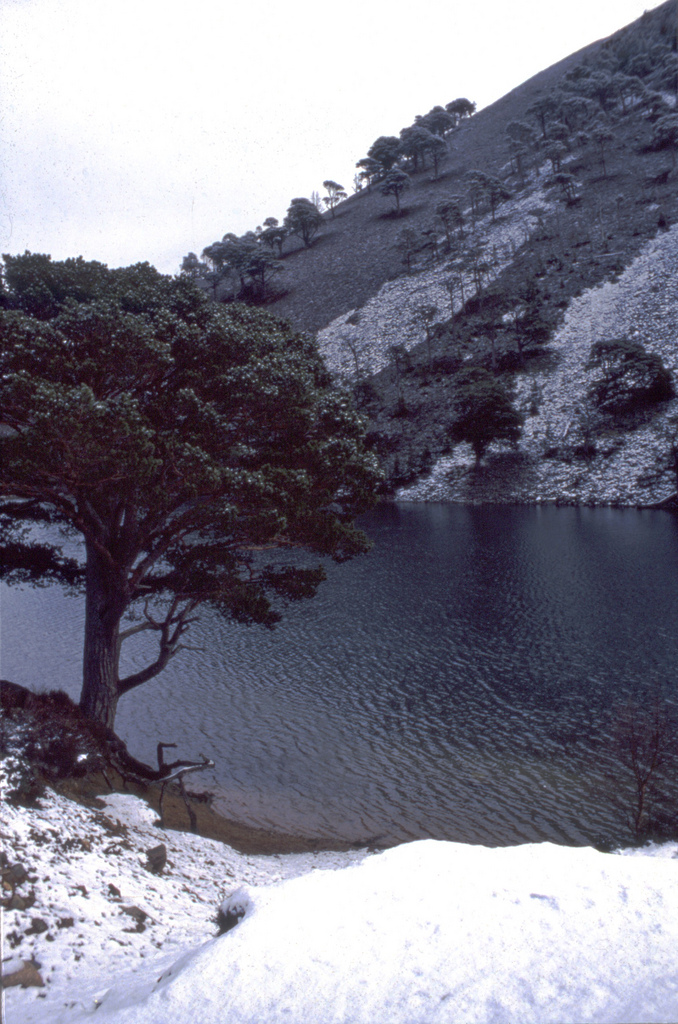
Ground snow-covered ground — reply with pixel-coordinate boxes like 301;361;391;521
3;784;678;1024
0;784;367;1023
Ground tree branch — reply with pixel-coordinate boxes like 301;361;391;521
117;598;200;695
117;620;157;643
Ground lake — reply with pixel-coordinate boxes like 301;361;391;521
2;504;677;847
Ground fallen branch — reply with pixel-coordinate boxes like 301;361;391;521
155;745;215;832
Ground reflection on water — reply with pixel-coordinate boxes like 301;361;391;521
2;504;678;846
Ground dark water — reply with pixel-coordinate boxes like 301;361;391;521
2;504;678;847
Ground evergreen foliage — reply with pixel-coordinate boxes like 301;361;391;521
367;137;401;172
322;181;348;218
201;232;282;301
381;170;411;214
586;337;675;414
0;254;381;727
447;367;523;463
445;98;476;124
259;218;287;258
284;198;324;248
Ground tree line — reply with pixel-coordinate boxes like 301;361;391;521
353;98;476;215
181;182;348;304
505;17;676;201
370;8;677;471
180;96;480;302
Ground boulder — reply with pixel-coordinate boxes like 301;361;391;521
216;887;252;935
1;959;44;989
4;891;35;911
145;843;167;875
25;917;48;935
122;905;148;933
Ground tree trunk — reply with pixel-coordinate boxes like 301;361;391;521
670;442;678;493
79;541;126;729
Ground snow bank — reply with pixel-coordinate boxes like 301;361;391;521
0;787;367;1024
3;786;678;1024
80;839;678;1024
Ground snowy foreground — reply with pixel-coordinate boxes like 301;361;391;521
2;788;678;1024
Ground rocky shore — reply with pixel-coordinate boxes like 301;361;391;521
0;784;368;1024
0;681;370;1020
0;682;356;857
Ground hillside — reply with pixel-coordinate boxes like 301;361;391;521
254;0;677;505
264;2;676;330
191;2;677;505
265;34;607;334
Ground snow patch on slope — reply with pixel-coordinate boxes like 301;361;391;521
398;222;678;505
316;187;554;383
0;786;368;1024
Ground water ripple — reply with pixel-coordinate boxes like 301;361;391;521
2;505;677;847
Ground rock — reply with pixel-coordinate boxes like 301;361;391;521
26;917;48;935
1;862;32;907
216;887;252;935
8;864;28;888
4;891;36;911
5;863;29;886
122;905;147;924
107;883;121;899
121;905;147;933
1;959;45;989
57;917;74;929
145;843;167;874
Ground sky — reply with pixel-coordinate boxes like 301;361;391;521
0;0;662;276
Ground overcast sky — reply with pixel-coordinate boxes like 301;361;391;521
0;0;660;275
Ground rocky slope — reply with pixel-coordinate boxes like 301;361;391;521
266;1;676;337
259;0;678;506
395;223;678;505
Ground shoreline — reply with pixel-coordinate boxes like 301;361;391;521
386;493;678;509
0;777;373;1024
4;703;678;1024
0;679;364;858
57;770;375;857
